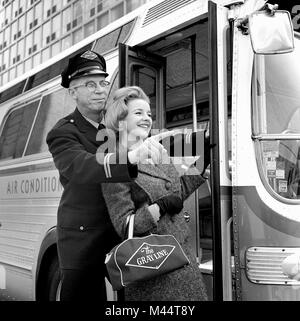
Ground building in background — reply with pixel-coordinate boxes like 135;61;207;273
0;0;148;87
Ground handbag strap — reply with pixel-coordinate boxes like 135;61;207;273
126;214;135;239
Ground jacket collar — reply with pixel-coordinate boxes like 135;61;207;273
138;163;172;183
71;108;105;145
72;108;98;133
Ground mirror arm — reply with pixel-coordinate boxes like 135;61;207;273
236;3;281;35
236;17;249;35
261;3;279;16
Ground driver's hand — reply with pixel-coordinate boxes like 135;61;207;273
128;130;180;164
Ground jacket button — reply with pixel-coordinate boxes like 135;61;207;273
79;226;84;231
165;182;171;190
183;212;190;222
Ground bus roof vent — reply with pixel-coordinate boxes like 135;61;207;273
142;0;196;27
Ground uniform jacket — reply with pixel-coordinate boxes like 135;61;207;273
46;108;137;270
102;161;208;301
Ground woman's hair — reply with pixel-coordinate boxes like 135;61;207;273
105;86;150;132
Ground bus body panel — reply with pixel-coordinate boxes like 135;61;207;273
0;162;60;300
232;3;300;300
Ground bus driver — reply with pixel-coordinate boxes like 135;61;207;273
46;50;174;301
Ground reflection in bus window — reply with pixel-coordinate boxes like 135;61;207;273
254;37;300;199
25;88;76;156
0;101;39;160
130;65;157;125
262;140;300;199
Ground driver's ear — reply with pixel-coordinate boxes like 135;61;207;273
68;87;77;99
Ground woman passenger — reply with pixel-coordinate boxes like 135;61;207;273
102;86;208;301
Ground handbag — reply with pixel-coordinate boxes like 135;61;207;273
105;214;190;290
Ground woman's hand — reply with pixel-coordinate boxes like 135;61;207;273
155;194;183;216
128;130;180;165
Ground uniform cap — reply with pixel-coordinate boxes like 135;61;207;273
61;50;109;88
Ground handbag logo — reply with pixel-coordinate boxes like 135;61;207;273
125;242;175;269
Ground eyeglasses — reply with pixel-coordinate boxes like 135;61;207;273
70;80;110;92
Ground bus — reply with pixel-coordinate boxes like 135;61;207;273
0;0;299;301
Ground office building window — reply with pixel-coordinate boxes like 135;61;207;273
44;0;52;20
33;27;42;52
84;0;95;21
2;72;8;85
0;31;3;50
16;62;23;78
42;21;51;47
84;21;95;38
25;58;32;73
126;0;143;13
51;41;60;57
19;0;27;14
73;1;83;27
102;0;113;11
52;0;62;13
33;52;40;66
3;48;9;70
26;7;34;31
63;7;72;34
0;9;4;29
111;3;124;22
73;28;83;44
11;43;17;65
62;0;70;7
8;68;16;82
25;33;33;56
42;48;50;63
97;12;109;30
4;27;10;49
11;20;17;41
52;14;61;40
5;3;12;25
13;0;19;18
62;35;72;51
34;2;42;25
18;15;25;39
17;39;25;62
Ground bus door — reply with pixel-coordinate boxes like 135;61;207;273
119;7;232;299
208;1;233;301
119;40;205;270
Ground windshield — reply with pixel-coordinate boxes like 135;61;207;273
254;36;300;200
254;36;300;135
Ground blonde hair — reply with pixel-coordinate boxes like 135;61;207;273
105;86;150;132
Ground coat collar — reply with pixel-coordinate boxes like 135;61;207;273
138;163;172;183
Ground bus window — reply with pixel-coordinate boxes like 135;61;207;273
253;37;300;200
0;100;39;160
24;88;76;156
93;20;134;55
130;65;157;126
0;79;26;104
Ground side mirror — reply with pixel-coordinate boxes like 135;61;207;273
249;10;294;54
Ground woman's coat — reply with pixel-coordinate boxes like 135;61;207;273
102;161;208;301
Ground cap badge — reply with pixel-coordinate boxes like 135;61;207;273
80;51;98;60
